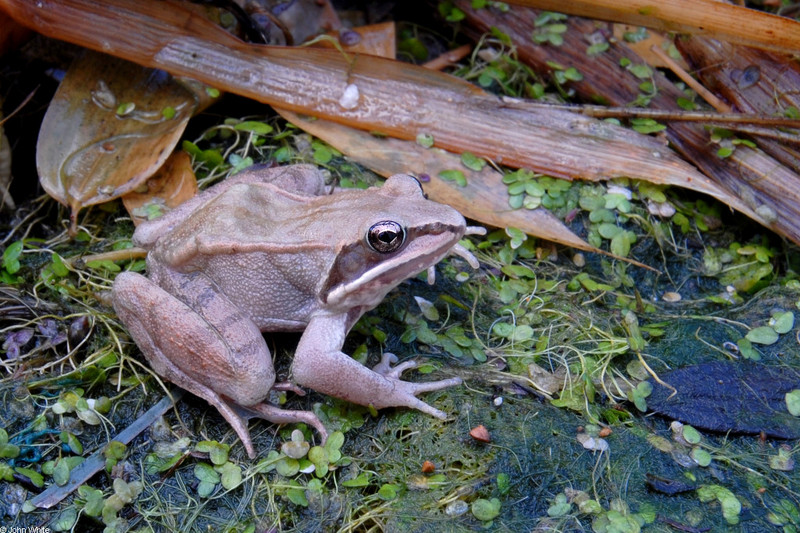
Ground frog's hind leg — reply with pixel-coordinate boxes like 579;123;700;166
113;271;324;458
113;272;262;456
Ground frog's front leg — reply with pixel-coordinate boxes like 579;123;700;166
292;314;461;419
113;272;326;458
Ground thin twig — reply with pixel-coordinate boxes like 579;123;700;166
29;390;183;509
649;44;731;112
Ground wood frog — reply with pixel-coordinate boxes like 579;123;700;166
112;164;483;458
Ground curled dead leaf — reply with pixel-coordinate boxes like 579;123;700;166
121;150;198;225
36;51;198;233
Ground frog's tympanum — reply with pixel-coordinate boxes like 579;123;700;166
113;164;483;457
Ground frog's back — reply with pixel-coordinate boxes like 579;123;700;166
151;182;334;330
154;182;326;266
133;164;325;249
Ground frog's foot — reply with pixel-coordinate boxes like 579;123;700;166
371;353;461;417
236;403;328;444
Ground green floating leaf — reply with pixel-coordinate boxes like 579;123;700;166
0;428;19;459
628;63;653;79
610;231;635;257
79;484;105;516
3;240;23;274
496;473;510;495
628;381;652;412
217;461;242;490
771;311;795;334
276;457;300;477
681;425;702;445
736;337;761;360
598;223;622;239
15;466;44;488
768;447;795;471
194;462;220;484
505;227;527;249
414;296;440;321
416;132;434;148
234;120;273;135
746;326;780;345
161;106;176;119
86;259;121;272
547;493;571;517
308;445;329;477
377;483;400;500
60;431;83;455
51;253;70;277
461;151;486;171
697;485;741;525
286;480;308;506
586;41;609;56
51;507;78;532
472;497;502;521
786;390;800;417
717;146;734;158
692;448;712;467
630;118;666;134
325;431;344;455
313;144;333;164
342;471;371;487
104;440;127;462
53;457;84;486
439;169;467;187
400;37;429;61
196;440;230;465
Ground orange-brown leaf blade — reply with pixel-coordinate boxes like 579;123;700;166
36;51;197;221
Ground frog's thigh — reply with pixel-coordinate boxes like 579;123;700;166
112;272;275;407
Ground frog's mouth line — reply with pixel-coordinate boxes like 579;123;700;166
323;223;464;308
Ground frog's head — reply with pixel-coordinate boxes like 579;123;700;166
321;174;481;310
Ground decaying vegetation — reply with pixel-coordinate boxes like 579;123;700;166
0;1;799;531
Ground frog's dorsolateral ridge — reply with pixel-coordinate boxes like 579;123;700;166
112;164;484;458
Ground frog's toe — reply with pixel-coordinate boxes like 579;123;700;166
408;398;449;420
239;403;329;445
372;352;418;379
407;376;463;394
271;381;307;396
388;376;463;419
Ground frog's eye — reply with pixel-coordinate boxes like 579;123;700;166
367;221;405;253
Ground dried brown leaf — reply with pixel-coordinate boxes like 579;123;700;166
36;51;197;231
121;150;198;226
